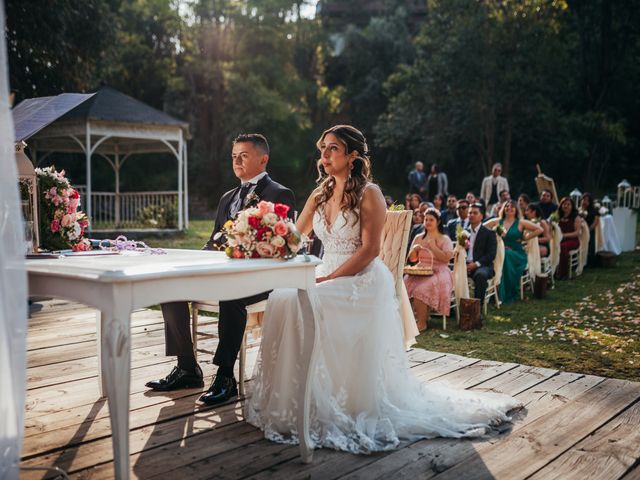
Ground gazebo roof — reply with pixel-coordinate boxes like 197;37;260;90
13;87;190;156
60;86;188;130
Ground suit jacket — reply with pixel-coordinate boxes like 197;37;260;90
469;225;497;271
204;174;296;250
446;217;470;241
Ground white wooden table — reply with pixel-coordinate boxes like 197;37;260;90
26;249;322;480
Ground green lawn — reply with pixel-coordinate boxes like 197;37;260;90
417;252;640;381
140;219;640;381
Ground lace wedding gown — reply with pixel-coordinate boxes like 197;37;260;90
246;209;521;453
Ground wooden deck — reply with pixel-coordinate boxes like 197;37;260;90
21;300;640;480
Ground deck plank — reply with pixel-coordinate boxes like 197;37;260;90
527;399;640;480
20;302;640;480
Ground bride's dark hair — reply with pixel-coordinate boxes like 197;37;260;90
314;125;373;223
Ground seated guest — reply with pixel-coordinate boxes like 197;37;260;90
556;196;581;279
405;208;454;331
580;193;600;267
384;195;395;208
538;189;557;219
485;200;543;304
466;191;478;204
517;193;531;217
409;193;422;211
419;201;432;214
404;193;412;210
490;190;511;218
446;199;471;241
433;193;445;212
525;203;551;257
408;208;425;251
466;203;497;317
441;194;458;225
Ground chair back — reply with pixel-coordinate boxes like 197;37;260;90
379;210;413;296
577;219;590;274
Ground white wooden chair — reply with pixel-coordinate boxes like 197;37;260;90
191;299;266;396
569;219;589;279
470;234;504;315
380;210;418;342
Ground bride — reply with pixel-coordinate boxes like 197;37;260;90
246;125;521;453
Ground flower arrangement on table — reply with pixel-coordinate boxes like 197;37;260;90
35;166;91;251
222;201;304;259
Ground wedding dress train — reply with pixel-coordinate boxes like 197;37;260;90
246;209;520;453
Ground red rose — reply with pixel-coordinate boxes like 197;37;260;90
274;203;290;219
256;226;270;241
251;250;260;258
248;216;262;229
70;189;80;199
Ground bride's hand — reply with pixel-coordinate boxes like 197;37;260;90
316;275;332;283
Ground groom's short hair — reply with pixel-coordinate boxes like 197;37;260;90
233;133;269;155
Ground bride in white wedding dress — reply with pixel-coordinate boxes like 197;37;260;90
246;125;521;453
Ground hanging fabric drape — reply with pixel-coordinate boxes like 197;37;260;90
577;220;590;275
526;237;542;278
0;0;29;477
549;223;562;275
452;244;469;308
494;236;505;286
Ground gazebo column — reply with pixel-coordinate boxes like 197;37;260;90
177;132;184;231
183;141;189;229
85;122;92;229
114;144;120;226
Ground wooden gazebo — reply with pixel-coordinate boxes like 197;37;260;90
12;87;190;231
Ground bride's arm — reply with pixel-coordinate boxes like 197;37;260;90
317;184;386;283
295;188;321;236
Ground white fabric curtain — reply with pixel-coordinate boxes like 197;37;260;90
494;236;505;287
549;223;562;275
0;0;28;477
526;237;542;278
452;244;469;306
577;220;590;275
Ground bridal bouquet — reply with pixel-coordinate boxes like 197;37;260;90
36;166;91;251
222;201;303;259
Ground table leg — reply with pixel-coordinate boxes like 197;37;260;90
96;310;106;397
100;307;132;480
296;288;320;464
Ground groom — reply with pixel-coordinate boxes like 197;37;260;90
146;133;296;405
466;203;497;319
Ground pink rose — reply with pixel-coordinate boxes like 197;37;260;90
256;241;276;257
50;219;60;233
72;240;91;252
48;187;57;198
274;221;288;236
61;213;75;227
257;201;273;217
232;248;244;259
68;197;79;212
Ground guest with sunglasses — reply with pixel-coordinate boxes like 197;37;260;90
446;199;471;241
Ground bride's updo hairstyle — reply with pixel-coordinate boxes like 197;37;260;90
314;125;373;222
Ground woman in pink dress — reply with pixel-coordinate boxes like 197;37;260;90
404;208;454;331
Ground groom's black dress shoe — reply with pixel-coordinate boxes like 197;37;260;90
145;365;204;391
199;374;238;405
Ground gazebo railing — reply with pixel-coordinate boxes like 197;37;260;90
76;187;179;230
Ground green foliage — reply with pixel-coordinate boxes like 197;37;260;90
137;200;178;229
8;0;640;209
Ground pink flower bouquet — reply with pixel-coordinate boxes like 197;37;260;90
35;166;90;251
222;201;303;259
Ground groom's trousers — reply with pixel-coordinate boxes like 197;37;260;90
161;291;269;369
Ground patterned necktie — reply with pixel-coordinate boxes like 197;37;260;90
231;183;253;217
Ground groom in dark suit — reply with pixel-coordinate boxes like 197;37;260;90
466;203;497;318
146;133;295;405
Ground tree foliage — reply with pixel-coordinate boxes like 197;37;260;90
6;0;640;208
